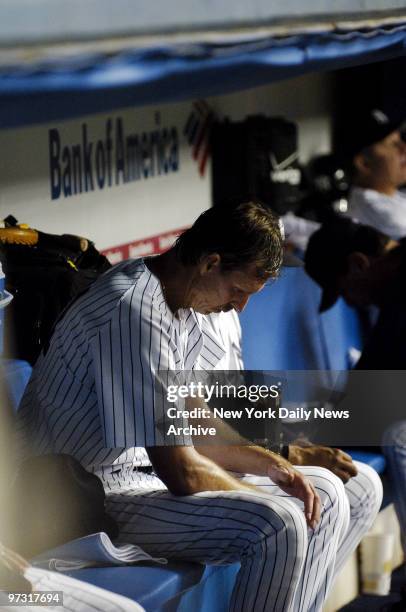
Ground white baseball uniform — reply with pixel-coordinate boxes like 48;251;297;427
348;186;406;239
17;258;382;611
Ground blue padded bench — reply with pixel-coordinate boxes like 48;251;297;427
239;267;363;371
67;563;240;612
347;450;386;475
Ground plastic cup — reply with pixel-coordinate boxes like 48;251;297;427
360;533;394;596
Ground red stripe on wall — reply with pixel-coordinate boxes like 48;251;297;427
102;227;189;264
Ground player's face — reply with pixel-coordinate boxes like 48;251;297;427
366;130;406;189
190;260;270;315
339;280;372;309
337;254;373;308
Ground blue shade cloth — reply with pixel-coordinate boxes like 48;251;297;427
1;24;406;127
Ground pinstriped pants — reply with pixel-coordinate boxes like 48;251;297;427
383;420;406;557
106;462;382;612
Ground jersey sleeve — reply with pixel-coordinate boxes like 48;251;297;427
92;283;190;449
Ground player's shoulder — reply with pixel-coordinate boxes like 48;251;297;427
107;258;170;322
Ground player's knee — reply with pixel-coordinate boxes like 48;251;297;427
353;461;383;512
306;466;347;516
260;498;308;559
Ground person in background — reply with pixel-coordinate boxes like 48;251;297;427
282;109;406;253
305;216;406;565
342;108;406;239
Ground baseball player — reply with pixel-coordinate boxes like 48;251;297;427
17;201;381;611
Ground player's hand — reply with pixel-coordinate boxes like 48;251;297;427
290;445;358;483
267;462;321;529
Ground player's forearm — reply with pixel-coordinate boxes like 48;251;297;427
197;444;292;476
174;457;256;495
147;446;256;496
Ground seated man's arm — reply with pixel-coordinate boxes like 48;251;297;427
192;395;357;484
197;443;288;476
147;445;255;496
147;445;320;529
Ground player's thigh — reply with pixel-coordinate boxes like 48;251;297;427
106;487;308;563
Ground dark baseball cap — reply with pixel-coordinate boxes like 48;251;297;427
339;109;404;160
305;217;389;312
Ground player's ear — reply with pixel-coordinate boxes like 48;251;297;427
353;151;372;176
199;253;221;275
347;251;370;274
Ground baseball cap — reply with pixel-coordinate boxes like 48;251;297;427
339;109;404;160
304;216;388;312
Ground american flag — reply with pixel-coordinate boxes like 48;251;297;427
183;100;214;177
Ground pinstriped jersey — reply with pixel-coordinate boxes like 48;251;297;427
206;310;243;371
16;258;227;487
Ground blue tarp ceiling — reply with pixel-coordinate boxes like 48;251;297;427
1;23;406;128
